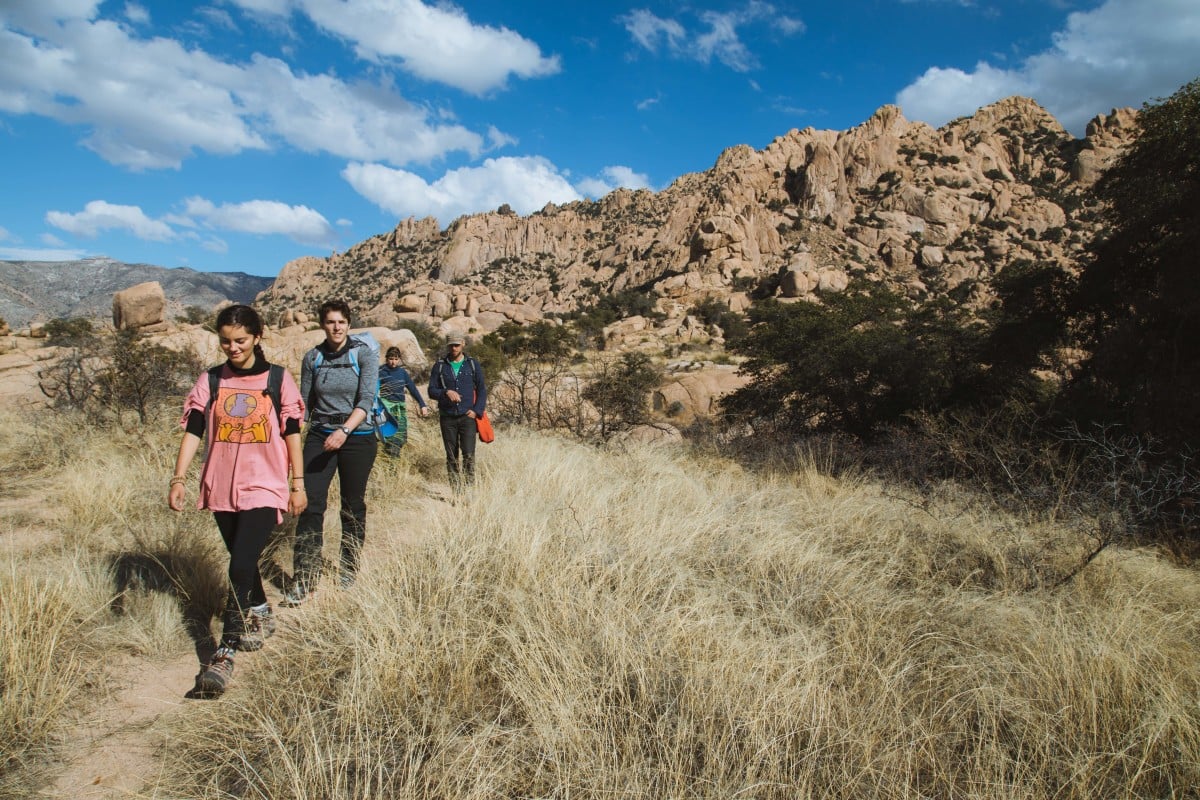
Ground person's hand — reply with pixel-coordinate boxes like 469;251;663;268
168;482;186;511
419;406;430;418
324;429;347;451
289;488;308;516
466;410;477;419
446;389;462;403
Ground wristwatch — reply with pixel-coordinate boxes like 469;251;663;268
339;425;352;435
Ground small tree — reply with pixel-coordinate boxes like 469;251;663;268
582;352;663;439
97;329;203;424
1068;77;1200;446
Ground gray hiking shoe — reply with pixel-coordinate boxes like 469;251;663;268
281;583;316;607
237;605;275;651
196;647;235;695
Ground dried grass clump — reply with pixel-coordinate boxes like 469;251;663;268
158;429;1200;800
0;566;94;798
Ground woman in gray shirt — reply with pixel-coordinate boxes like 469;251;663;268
285;299;379;605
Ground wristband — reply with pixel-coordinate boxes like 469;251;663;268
340;425;352;435
169;476;186;487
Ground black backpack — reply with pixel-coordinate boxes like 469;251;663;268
205;363;286;429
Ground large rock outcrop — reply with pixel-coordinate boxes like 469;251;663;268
255;96;1139;350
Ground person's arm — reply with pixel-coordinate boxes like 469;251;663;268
168;432;202;511
299;352;313;420
469;359;487;418
353;346;379;419
286;430;307;516
404;372;428;409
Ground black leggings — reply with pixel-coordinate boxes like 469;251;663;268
294;428;378;586
212;507;276;644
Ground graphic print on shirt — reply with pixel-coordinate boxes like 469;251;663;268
213;385;274;444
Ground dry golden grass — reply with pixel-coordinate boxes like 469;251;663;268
3;408;1200;798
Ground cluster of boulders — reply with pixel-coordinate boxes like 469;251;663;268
257;95;1138;353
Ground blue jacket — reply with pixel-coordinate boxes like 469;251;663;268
428;356;486;417
379;365;427;408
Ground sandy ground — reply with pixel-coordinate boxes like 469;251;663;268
9;466;448;799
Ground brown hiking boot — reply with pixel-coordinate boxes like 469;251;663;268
196;646;235;695
237;605;276;651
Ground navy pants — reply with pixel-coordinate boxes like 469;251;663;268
439;414;477;487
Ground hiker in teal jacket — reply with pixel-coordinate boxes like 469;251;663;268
427;335;486;489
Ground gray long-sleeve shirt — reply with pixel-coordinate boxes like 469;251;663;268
300;338;379;433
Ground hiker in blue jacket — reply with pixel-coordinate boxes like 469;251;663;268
427;335;487;490
378;345;429;456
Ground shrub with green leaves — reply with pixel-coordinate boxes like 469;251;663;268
724;285;985;437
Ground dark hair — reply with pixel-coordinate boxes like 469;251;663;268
215;304;267;362
318;299;353;325
385;346;402;359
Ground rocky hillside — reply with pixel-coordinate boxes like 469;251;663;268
257;97;1138;347
0;257;272;329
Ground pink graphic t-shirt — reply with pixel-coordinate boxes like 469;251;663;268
180;366;304;521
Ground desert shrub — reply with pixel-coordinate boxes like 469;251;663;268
484;320;574;360
175;305;209;325
582;351;662;439
1068;77;1200;448
689;297;749;345
724;286;985;437
41;316;95;346
38;328;203;423
393;319;442;362
96;329;204;424
569;288;663;347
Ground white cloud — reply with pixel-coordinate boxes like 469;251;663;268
621;9;686;53
0;246;89;261
40;233;66;246
487;125;518;150
621;3;802;72
575;166;653;199
229;0;560;94
46;200;176;241
636;93;663;111
238;55;484;164
896;0;1200;133
184;197;336;246
0;225;11;241
0;6;485;169
123;3;149;24
342;157;581;225
201;237;229;254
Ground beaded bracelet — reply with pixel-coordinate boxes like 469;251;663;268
169;476;186;487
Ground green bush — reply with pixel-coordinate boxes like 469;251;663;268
724;285;985;437
42;317;95;346
175;306;209;326
483;320;574;360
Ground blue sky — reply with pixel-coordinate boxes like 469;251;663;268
1;0;1198;277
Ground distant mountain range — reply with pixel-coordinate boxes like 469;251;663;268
0;257;274;329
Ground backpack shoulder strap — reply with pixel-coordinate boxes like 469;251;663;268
204;365;223;418
266;363;285;428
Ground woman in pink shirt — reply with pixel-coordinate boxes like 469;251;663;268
168;304;306;697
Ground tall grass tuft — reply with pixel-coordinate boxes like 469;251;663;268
157;428;1200;799
0;566;93;798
